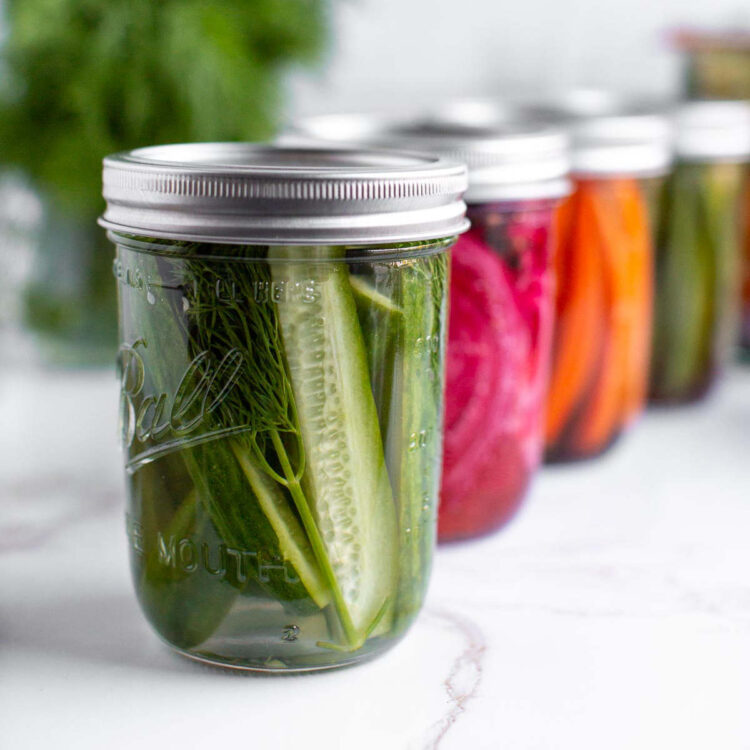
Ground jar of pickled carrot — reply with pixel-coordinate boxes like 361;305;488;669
288;114;571;540
100;144;468;671
526;102;672;461
650;102;750;402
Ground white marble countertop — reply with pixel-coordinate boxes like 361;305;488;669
2;366;750;749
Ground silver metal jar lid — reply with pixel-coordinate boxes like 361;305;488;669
286;113;571;203
518;90;673;177
673;101;750;161
99;143;469;245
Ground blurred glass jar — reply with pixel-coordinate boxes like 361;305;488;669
289;114;570;540
673;29;750;100
672;31;750;357
522;96;672;461
0;176;42;367
21;203;118;367
649;102;750;403
100;144;467;671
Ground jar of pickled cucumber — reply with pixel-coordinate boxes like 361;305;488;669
649;101;750;403
523;98;672;462
100;144;468;671
289;114;570;540
672;32;750;357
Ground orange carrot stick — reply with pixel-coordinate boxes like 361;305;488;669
616;179;654;423
575;182;632;453
545;185;607;446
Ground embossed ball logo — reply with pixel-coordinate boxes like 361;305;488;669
118;340;246;471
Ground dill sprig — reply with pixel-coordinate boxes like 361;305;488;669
180;253;306;483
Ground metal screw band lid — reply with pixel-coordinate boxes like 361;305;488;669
99;143;469;245
518;90;673;177
674;101;750;161
286;113;571;203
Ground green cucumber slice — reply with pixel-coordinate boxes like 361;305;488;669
350;275;403;316
655;168;710;393
350;272;402;440
231;443;330;609
389;255;448;619
270;248;398;645
352;255;448;622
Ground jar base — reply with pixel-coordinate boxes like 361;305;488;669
170;644;384;674
437;478;531;544
648;377;716;407
544;430;623;465
166;629;408;674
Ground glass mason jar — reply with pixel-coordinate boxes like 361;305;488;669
672;33;750;358
288;114;570;540
441;195;562;539
522;100;672;462
650;102;750;403
100;144;468;671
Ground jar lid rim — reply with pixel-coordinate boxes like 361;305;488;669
285;113;571;198
673;101;750;160
100;143;469;244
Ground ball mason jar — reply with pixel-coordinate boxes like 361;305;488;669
523;99;672;462
288;114;570;540
649;102;750;403
100;144;468;671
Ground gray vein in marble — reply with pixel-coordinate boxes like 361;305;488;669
421;608;486;750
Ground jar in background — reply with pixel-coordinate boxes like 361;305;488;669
443;195;562;539
672;29;750;101
289;114;570;541
523;98;672;461
671;32;750;358
649;102;750;403
100;144;468;671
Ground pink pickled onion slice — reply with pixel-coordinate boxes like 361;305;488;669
442;231;528;501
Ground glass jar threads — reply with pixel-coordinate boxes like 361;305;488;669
289;114;570;540
526;99;672;461
649;102;750;403
100;144;468;671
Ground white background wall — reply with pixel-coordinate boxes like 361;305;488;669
289;0;750;116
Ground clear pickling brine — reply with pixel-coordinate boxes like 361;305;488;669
116;238;449;669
